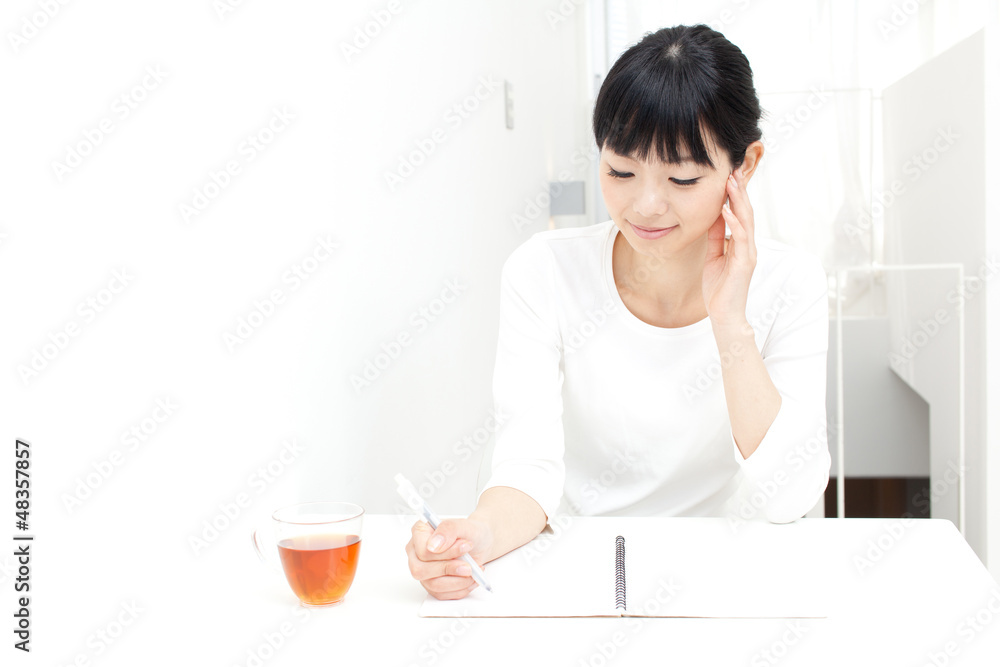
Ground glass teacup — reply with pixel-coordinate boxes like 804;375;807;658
252;501;364;607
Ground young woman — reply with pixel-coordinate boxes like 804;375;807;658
406;24;830;600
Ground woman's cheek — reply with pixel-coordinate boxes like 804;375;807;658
603;182;629;215
702;186;728;221
690;193;723;229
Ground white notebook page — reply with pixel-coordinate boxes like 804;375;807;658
419;517;830;618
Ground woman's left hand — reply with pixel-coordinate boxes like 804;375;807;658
702;170;756;330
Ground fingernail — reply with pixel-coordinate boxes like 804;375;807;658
459;542;472;553
457;564;471;576
428;536;444;552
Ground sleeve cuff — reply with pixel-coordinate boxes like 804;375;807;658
730;400;831;523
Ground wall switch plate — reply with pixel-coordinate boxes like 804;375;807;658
549;181;585;216
504;80;514;130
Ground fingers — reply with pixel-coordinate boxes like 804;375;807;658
405;520;484;600
726;171;755;237
721;206;755;268
722;173;756;266
415;555;479;597
410;520;475;561
705;214;726;262
406;541;476;582
405;519;490;600
404;544;481;599
426;579;480;600
720;205;745;242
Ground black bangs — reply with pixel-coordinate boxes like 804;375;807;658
595;55;716;168
593;25;762;170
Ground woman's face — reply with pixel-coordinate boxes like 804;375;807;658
599;133;734;260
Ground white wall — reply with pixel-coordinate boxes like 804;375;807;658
287;3;594;517
882;29;990;568
0;0;592;558
986;0;1000;584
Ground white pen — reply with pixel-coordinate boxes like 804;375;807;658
394;473;493;593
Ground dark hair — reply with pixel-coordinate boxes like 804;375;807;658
592;24;763;170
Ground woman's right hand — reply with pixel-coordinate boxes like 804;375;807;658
404;517;494;600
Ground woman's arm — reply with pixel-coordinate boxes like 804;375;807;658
405;239;565;599
404;486;546;601
719;265;830;524
703;168;781;457
704;167;831;522
476;238;567;521
468;486;547;563
713;321;781;458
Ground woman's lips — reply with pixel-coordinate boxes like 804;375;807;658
629;221;677;240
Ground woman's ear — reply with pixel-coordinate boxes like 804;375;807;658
735;140;765;181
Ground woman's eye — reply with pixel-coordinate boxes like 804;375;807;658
607;168;633;179
670;178;699;186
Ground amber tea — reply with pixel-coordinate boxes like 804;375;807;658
277;534;361;605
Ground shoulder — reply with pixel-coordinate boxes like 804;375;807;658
753;237;827;295
503;220;613;276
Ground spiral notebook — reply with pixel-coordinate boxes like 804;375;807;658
419;517;831;618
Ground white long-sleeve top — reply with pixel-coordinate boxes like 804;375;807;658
478;220;831;524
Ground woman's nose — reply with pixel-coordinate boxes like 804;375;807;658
632;184;668;218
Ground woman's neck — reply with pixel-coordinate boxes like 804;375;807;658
612;231;711;325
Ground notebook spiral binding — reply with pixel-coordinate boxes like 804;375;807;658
615;535;626;611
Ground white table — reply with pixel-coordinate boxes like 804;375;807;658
37;514;1000;666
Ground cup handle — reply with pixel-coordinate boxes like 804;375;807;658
251;527;282;574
